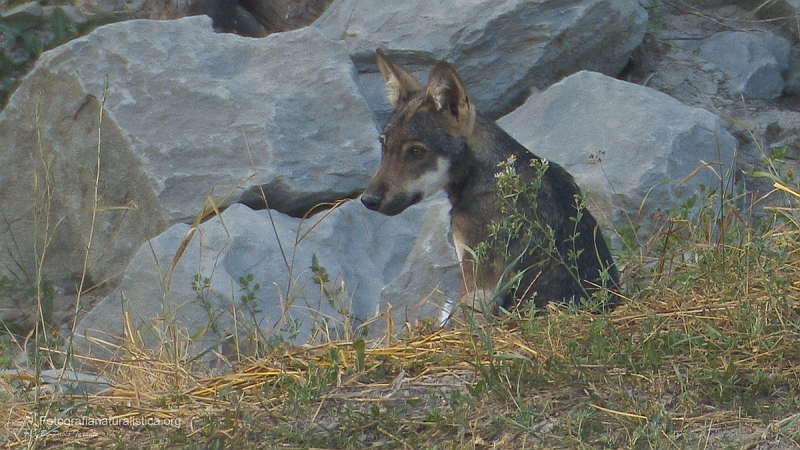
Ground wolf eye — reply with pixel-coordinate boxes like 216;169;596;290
408;146;425;158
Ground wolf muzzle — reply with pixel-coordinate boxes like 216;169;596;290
361;186;422;216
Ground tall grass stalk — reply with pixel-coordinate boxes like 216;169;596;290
22;81;111;448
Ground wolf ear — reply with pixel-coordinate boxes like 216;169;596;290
376;49;422;108
425;62;475;135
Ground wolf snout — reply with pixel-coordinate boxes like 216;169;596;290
361;188;414;216
360;191;383;211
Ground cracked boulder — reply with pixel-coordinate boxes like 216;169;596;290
0;17;379;327
315;0;648;121
71;200;461;365
498;71;737;245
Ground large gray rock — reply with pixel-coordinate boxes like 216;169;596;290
497;71;737;244
699;31;790;99
315;0;648;120
71;200;461;364
0;16;379;323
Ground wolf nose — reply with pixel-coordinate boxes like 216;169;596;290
361;193;382;211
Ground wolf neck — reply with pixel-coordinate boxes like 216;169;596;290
445;116;532;209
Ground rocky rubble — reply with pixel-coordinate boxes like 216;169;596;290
631;2;800;205
0;0;799;363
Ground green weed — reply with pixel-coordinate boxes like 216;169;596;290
0;5;116;106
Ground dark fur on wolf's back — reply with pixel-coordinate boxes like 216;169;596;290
362;50;620;310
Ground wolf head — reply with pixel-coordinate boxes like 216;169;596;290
361;50;477;216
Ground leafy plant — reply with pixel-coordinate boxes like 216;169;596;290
472;155;616;312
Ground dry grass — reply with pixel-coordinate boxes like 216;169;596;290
2;133;800;448
2;222;799;448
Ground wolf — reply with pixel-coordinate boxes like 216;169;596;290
361;50;620;312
